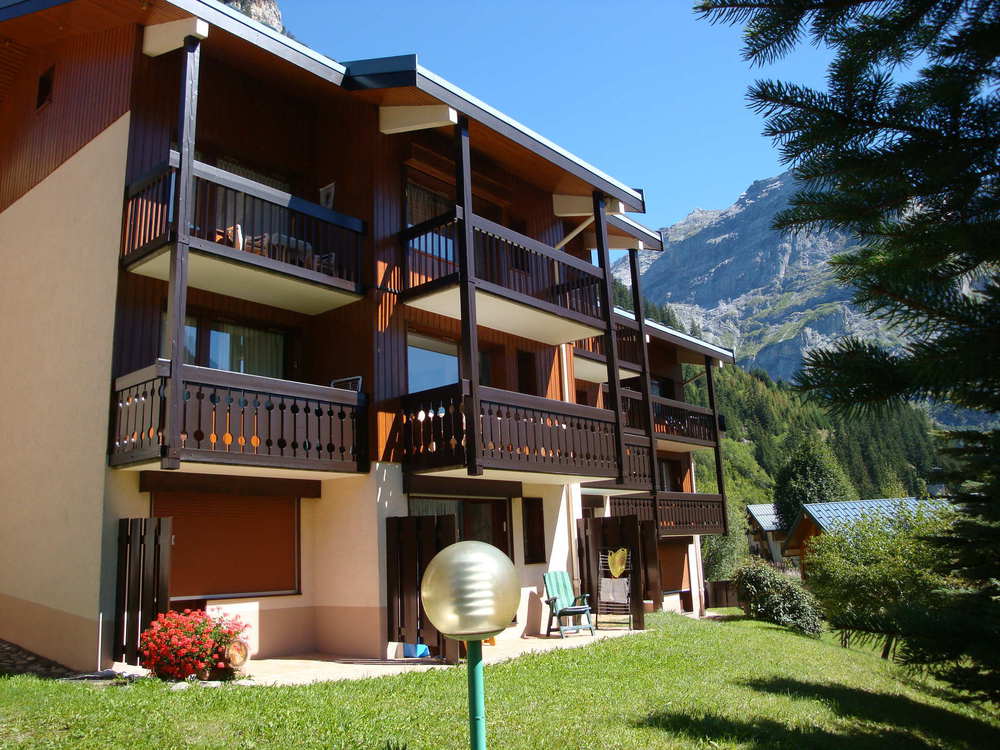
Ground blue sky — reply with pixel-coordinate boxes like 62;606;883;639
280;0;832;229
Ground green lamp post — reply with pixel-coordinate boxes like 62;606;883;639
421;541;520;750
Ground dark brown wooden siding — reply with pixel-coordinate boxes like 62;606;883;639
0;23;137;213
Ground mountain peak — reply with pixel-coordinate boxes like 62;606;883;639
634;171;891;381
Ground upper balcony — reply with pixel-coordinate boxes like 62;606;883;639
110;360;367;477
400;210;606;345
121;151;365;315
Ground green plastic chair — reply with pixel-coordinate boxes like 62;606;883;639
543;570;595;638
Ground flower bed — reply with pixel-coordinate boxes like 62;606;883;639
140;609;249;681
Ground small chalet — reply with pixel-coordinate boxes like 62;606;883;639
746;503;784;563
783;497;922;575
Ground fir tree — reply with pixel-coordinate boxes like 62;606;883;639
697;0;1000;701
774;435;857;531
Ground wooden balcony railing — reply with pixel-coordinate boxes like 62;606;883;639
110;360;367;473
399;380;618;477
617;389;717;446
122;152;364;290
651;395;716;444
610;493;727;536
401;210;604;324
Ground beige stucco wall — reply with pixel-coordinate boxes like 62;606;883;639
0;114;131;670
507;482;579;637
206;463;403;660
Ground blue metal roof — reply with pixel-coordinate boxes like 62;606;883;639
803;497;923;532
746;503;781;532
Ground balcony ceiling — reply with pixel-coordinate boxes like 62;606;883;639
115;459;361;482
406;285;603;346
572;354;641;384
421;466;617;486
128;246;361;315
656;437;710;454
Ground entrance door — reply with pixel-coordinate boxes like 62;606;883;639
408;497;511;557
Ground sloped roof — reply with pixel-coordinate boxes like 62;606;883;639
802;497;923;532
746;503;780;532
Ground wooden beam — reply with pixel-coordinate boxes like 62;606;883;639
553;216;594;250
455;116;482;475
142;18;209;58
404;475;523;498
704;354;729;535
162;35;200;470
555;194;625;217
593;192;626;483
138;471;322;498
380;105;457;134
628;248;660;493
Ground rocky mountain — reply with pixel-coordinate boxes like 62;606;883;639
617;172;901;382
225;1;286;33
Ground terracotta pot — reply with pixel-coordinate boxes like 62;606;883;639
226;640;249;667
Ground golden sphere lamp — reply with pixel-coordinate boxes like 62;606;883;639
421;541;519;750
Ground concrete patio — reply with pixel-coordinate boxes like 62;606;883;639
241;626;638;686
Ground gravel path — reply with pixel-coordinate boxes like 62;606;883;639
0;639;76;679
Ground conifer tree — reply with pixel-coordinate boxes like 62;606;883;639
774;435;857;531
697;0;1000;701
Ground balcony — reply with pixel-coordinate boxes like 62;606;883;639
110;360;367;476
610;494;727;536
401;211;606;345
121;152;365;315
572;323;642;383
620;389;718;452
397;380;620;483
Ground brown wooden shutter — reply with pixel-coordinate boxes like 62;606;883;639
152;492;298;600
521;497;546;564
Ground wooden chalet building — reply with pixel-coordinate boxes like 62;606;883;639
0;0;734;670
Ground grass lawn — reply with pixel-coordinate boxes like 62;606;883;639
1;610;996;749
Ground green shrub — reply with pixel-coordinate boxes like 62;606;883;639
804;500;956;658
733;558;823;636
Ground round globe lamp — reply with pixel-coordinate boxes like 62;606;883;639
421;541;520;750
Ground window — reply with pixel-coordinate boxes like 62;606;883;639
479;350;492;387
516;350;538;395
407;332;458;391
658;458;686;492
406;181;452;227
152;492;299;599
521;497;546;564
652;377;676;399
36;66;54;109
161;314;286;379
409;497;511;556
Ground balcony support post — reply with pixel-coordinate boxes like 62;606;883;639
628;248;660;494
455;115;482;475
161;35;200;470
593;192;626;483
704;355;728;534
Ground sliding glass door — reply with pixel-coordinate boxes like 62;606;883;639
408;497;511;557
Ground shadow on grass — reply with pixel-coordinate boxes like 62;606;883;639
637;710;915;749
743;677;999;744
636;677;997;749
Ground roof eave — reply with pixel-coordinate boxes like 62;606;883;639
166;0;346;85
343;54;645;212
613;308;736;363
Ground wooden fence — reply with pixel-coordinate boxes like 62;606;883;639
113;517;172;665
